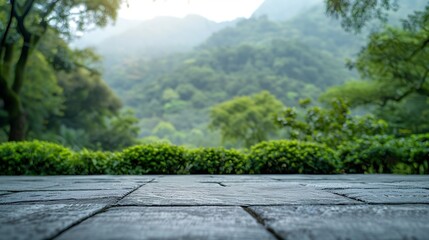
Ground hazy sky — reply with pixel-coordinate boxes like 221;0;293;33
119;0;265;22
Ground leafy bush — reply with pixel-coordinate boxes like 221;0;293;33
248;140;338;174
0;141;73;175
120;143;188;174
187;147;246;174
338;134;429;174
407;142;429;174
392;135;429;174
1;136;427;175
410;133;429;143
338;135;403;173
70;150;123;175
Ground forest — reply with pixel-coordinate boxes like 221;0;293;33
0;0;429;174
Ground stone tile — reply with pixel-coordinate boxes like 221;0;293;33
301;181;388;189
250;205;429;240
57;206;274;240
0;202;108;240
118;181;357;206
43;182;142;191
270;174;429;183
0;180;60;191
330;188;429;203
0;189;131;204
371;181;429;189
199;175;277;183
0;176;152;191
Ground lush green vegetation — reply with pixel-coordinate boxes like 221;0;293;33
104;11;360;146
1;138;427;175
0;0;139;150
1;0;429;175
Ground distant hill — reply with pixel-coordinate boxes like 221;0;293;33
72;18;141;48
96;15;235;62
252;0;322;21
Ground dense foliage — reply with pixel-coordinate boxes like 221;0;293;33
276;99;388;147
0;1;140;150
186;148;246;174
103;9;360;147
1;137;427;175
0;141;74;175
248;140;338;174
323;0;429;135
338;135;429;174
1;0;429;176
210;91;284;148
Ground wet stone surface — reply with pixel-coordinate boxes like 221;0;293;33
57;206;274;240
0;175;428;240
250;205;429;240
0;202;109;240
330;188;429;203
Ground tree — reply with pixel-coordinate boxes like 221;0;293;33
0;0;121;140
325;0;399;32
276;99;388;147
323;0;429;134
209;91;284;148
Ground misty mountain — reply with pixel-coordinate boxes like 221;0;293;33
252;0;323;21
72;18;141;48
201;6;363;60
97;15;235;62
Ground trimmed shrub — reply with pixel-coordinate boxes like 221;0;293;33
392;135;429;174
407;142;429;174
338;135;403;173
248;140;338;174
70;150;123;175
120;143;188;174
410;133;429;143
0;141;73;175
187;147;246;174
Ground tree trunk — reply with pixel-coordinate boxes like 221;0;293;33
0;75;26;141
8;108;26;141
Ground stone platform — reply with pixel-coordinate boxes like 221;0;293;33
0;175;429;240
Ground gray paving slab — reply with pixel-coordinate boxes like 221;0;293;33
0;191;10;196
330;188;429;203
301;182;384;189
0;202;109;240
373;181;429;189
0;176;153;191
1;175;429;240
250;205;429;240
0;189;131;204
118;181;358;206
0;180;60;191
43;181;142;190
270;174;429;182
57;206;274;240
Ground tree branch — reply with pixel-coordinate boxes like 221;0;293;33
0;0;15;60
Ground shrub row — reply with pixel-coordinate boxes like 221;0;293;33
339;134;429;174
0;135;427;175
0;140;338;175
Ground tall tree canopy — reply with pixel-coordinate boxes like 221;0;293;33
210;91;284;148
0;0;121;140
323;0;429;134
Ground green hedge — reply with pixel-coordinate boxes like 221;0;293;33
120;143;188;174
338;134;429;174
248;140;338;174
70;150;123;175
0;141;74;175
187;148;246;174
0;136;427;175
